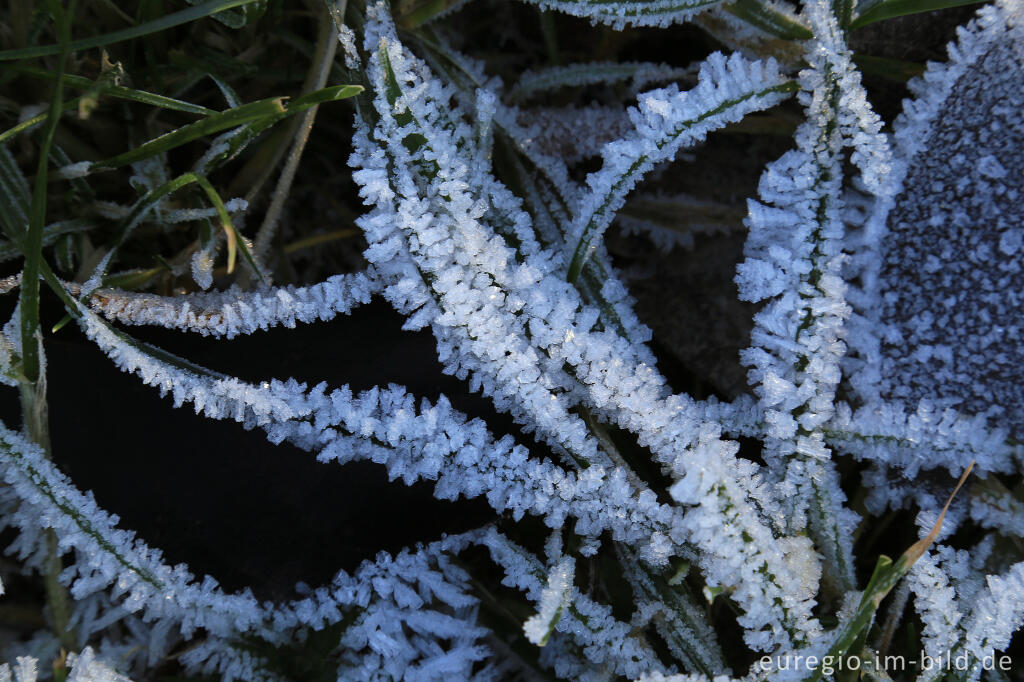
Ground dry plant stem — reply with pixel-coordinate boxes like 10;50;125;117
19;375;75;651
251;1;343;263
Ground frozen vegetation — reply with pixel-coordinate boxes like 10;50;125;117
0;0;1021;679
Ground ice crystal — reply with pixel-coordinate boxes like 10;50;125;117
1;0;1022;678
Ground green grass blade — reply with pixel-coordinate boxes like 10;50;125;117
85;97;287;174
193;175;265;283
802;463;974;682
286;84;364;110
21;0;73;384
10;65;215;115
835;0;855;29
0;0;265;61
0;97;81;145
722;0;812;38
79;85;360;176
851;0;987;28
852;54;926;81
89;173;203;285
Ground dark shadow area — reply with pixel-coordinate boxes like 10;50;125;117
0;291;540;600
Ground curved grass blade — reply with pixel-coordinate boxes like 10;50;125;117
851;0;988;29
0;0;266;61
722;0;812;38
86;172;264;288
566;55;796;283
193;175;260;279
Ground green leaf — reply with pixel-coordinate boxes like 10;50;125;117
851;0;988;29
286;84;364;111
0;0;267;61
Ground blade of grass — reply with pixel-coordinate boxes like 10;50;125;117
84;97;287;174
723;0;812;39
851;0;988;28
566;77;799;283
193;175;263;281
0;0;266;61
19;0;77;654
0;97;82;145
10;65;215;115
86;171;264;287
853;54;926;81
83;85;360;177
21;0;73;384
802;462;975;682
